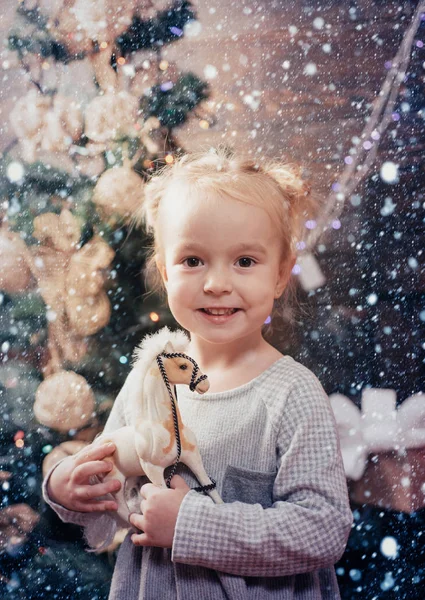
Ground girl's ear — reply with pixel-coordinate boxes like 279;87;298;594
275;255;296;298
155;255;168;285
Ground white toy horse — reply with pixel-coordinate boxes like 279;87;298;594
91;327;223;531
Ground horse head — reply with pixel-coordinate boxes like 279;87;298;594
159;341;209;395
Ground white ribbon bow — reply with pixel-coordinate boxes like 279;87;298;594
330;388;425;480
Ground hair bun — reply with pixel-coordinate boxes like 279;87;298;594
264;162;317;248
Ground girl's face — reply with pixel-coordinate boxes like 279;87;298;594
155;186;294;351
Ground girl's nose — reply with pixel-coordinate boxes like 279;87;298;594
203;269;233;294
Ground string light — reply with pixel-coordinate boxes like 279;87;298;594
13;430;24;442
159;60;169;71
15;431;24;448
149;312;160;322
199;120;210;129
165;154;174;164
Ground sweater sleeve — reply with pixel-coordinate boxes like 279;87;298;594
171;372;353;577
42;376;129;534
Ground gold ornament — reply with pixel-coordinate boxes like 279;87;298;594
84;90;139;146
34;370;95;431
66;291;112;336
29;212;114;371
9;89;51;162
45;0;139;55
40;95;83;153
65;236;115;336
0;228;33;294
29;210;87;372
33;209;81;254
10;89;83;163
92;162;144;218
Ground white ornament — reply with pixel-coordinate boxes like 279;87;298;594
330;388;425;480
295;252;326;291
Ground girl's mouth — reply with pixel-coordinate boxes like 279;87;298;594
197;308;240;323
201;308;239;316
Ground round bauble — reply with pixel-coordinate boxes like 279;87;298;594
92;165;144;218
0;230;33;294
34;370;95;432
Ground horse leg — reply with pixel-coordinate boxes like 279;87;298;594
110;470;133;526
134;424;169;489
182;448;223;504
140;461;167;489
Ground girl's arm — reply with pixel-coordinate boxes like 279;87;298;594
171;375;353;577
42;375;129;542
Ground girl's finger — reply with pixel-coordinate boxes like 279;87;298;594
74;443;116;465
140;483;156;499
73;459;114;483
76;478;121;501
129;512;144;530
131;532;150;546
75;499;119;513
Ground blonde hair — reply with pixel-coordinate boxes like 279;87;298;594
134;147;319;336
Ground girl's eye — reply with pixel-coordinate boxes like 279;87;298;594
237;257;256;268
183;257;202;268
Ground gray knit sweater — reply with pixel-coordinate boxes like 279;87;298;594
43;355;353;599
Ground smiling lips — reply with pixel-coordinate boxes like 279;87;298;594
200;308;240;315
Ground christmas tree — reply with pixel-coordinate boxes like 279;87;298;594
0;1;211;597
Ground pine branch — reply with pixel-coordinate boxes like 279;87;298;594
117;0;196;54
142;72;209;127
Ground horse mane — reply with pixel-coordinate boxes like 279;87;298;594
131;326;190;382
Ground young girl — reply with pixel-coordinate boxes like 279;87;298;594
43;148;352;599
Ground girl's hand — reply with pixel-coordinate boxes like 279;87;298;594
129;475;190;548
46;443;121;512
